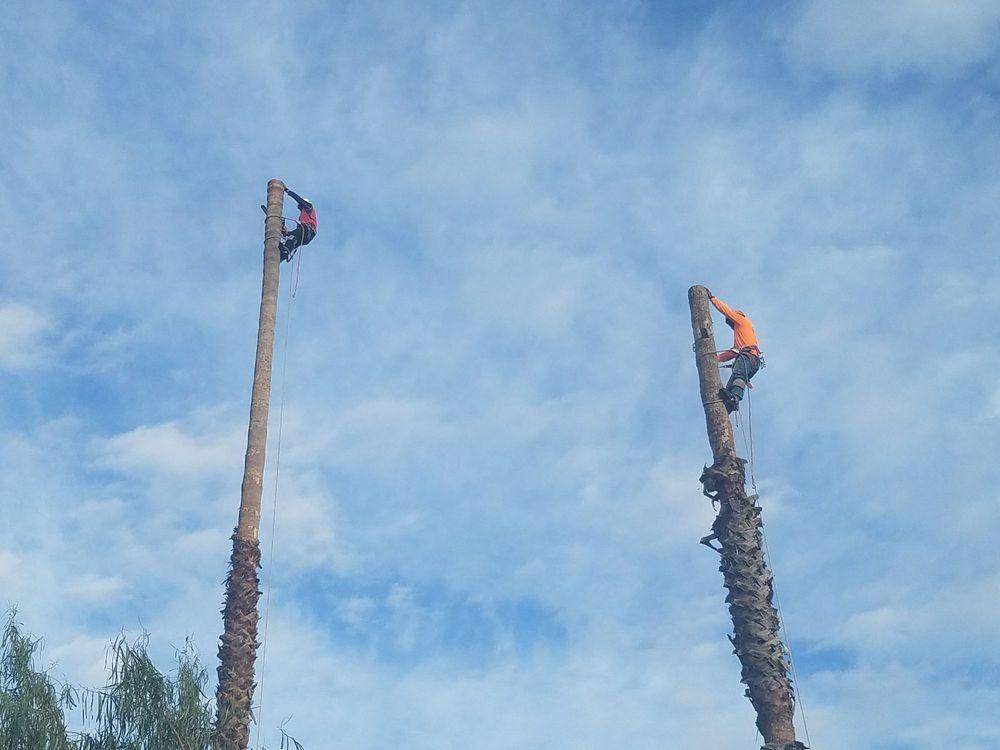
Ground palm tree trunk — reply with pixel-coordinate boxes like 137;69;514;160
688;285;804;750
215;178;285;749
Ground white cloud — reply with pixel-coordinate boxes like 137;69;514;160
0;303;51;369
246;604;767;750
783;0;1000;78
0;549;22;588
63;573;127;604
291;396;457;468
260;470;353;574
460;244;591;336
989;390;1000;420
48;634;117;688
336;596;377;629
836;573;1000;665
93;420;244;478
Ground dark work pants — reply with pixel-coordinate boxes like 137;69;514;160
726;352;760;401
279;224;316;260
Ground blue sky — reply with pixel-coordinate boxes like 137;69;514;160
2;1;1000;748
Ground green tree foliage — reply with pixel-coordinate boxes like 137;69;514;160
1;612;310;750
1;612;302;750
0;612;74;749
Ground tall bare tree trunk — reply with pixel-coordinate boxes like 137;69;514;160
215;179;285;749
688;285;804;750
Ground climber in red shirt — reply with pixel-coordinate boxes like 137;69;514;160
279;187;317;262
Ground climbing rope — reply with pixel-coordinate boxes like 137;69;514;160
762;528;813;750
253;262;296;749
735;394;757;491
732;384;813;750
292;239;303;298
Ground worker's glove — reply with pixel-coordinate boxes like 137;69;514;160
704;288;713;299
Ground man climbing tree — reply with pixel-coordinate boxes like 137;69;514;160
279;187;317;262
706;290;762;413
689;287;803;749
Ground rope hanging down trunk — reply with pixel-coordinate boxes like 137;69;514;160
700;460;803;748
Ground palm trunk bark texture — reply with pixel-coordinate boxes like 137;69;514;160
215;178;285;749
688;285;805;750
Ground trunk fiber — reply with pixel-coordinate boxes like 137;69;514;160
688;285;804;750
215;179;285;749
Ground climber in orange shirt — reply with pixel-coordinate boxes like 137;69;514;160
706;290;763;414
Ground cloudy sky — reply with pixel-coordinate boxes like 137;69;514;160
2;1;1000;748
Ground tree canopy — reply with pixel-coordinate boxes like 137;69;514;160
0;612;301;750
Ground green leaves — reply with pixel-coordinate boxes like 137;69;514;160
1;610;74;750
0;612;303;749
2;612;213;750
76;633;215;750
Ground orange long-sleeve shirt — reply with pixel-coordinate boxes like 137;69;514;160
710;296;760;360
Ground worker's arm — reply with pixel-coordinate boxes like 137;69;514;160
709;295;739;321
284;187;312;209
717;349;737;362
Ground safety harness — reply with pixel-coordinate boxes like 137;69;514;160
721;347;765;390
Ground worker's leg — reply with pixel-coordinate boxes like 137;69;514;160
726;357;748;402
279;226;305;261
726;353;759;402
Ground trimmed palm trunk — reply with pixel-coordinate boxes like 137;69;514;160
215;178;285;749
688;285;804;750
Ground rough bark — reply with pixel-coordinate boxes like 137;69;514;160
215;533;261;750
215;179;285;749
689;285;804;750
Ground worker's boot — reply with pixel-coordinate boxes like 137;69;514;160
718;388;739;414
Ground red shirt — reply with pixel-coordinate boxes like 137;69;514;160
298;204;317;230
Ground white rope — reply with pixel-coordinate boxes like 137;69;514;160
761;526;812;750
731;359;757;491
738;384;813;750
746;387;756;490
736;411;756;492
253;264;295;749
292;242;302;298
